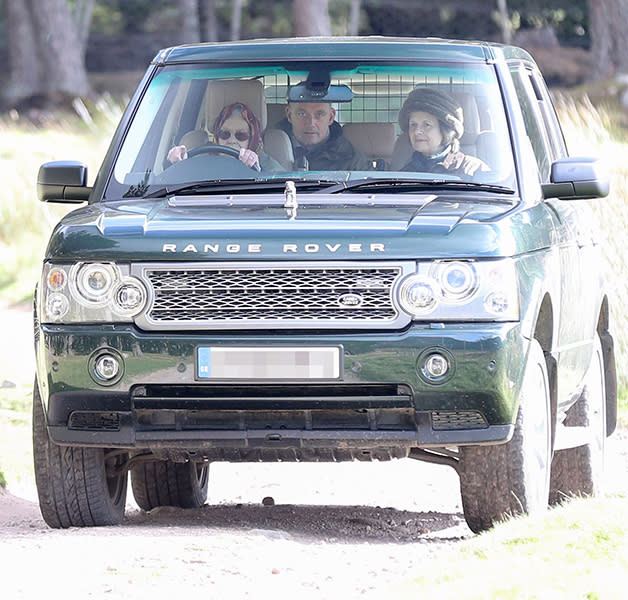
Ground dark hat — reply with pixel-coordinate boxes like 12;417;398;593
398;87;464;140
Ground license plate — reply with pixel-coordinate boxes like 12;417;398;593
196;346;341;380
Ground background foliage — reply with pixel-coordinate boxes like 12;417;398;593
0;1;591;77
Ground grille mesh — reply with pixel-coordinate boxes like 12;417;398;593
145;266;400;323
431;410;488;430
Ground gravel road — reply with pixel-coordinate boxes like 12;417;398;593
1;304;626;599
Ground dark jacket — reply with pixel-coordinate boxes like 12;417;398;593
401;148;489;179
277;118;370;171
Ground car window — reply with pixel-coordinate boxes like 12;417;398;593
529;70;567;159
509;65;556;181
106;62;518;199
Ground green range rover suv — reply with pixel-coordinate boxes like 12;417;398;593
33;37;617;533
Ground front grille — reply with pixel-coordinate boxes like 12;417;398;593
136;262;411;330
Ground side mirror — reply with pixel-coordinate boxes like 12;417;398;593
541;157;609;200
37;161;91;203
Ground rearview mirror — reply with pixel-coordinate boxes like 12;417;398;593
287;83;353;103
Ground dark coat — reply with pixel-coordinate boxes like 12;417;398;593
277;118;370;171
401;148;489;179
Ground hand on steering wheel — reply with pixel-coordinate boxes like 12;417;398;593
238;148;261;171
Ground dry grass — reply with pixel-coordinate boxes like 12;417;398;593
554;93;628;410
394;494;628;599
0;95;123;304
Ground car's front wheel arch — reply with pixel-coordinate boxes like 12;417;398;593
533;294;558;448
596;297;617;436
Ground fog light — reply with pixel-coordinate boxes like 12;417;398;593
423;353;449;379
94;354;120;381
417;348;455;385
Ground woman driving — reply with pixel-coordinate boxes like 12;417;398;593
167;101;281;171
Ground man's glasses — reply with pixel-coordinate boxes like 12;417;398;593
217;129;250;142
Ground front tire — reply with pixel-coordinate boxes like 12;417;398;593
32;379;128;528
458;339;552;533
130;460;209;510
550;334;606;504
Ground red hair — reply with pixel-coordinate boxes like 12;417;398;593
211;102;262;153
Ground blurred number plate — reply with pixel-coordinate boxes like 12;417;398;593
197;346;341;379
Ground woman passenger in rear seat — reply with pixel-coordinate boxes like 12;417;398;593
167;102;283;171
398;87;489;178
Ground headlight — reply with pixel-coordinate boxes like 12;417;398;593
397;259;519;321
40;262;147;323
431;261;478;303
113;279;146;315
45;293;70;320
47;267;68;291
74;263;117;303
399;275;440;315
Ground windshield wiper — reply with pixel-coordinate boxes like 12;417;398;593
142;177;514;199
326;178;515;195
143;178;341;199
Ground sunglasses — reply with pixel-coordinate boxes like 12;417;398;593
217;129;250;142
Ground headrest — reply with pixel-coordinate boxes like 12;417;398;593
262;128;294;170
205;79;267;130
266;103;287;128
179;129;209;149
455;93;481;144
343;123;395;158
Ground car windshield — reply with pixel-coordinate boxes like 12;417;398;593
105;60;517;200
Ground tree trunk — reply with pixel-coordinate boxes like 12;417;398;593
349;0;361;36
231;0;243;41
588;0;628;80
588;0;614;79
180;0;201;44
25;0;91;100
199;0;219;42
73;0;96;54
294;0;331;36
496;0;512;45
613;3;628;74
3;0;42;104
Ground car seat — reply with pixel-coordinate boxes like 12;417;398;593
343;123;396;170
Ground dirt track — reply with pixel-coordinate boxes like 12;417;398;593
0;457;472;599
1;304;626;598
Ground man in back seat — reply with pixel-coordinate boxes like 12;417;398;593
275;101;370;171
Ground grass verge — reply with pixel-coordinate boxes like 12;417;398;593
0;402;33;495
0;96;122;305
392;494;628;599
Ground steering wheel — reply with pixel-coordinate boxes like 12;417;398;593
186;143;260;171
187;143;240;159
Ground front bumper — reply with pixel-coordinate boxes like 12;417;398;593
36;322;525;453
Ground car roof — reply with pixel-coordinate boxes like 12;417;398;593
152;36;534;66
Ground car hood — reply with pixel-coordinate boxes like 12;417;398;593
45;192;547;261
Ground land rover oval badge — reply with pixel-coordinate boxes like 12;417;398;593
338;293;364;308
